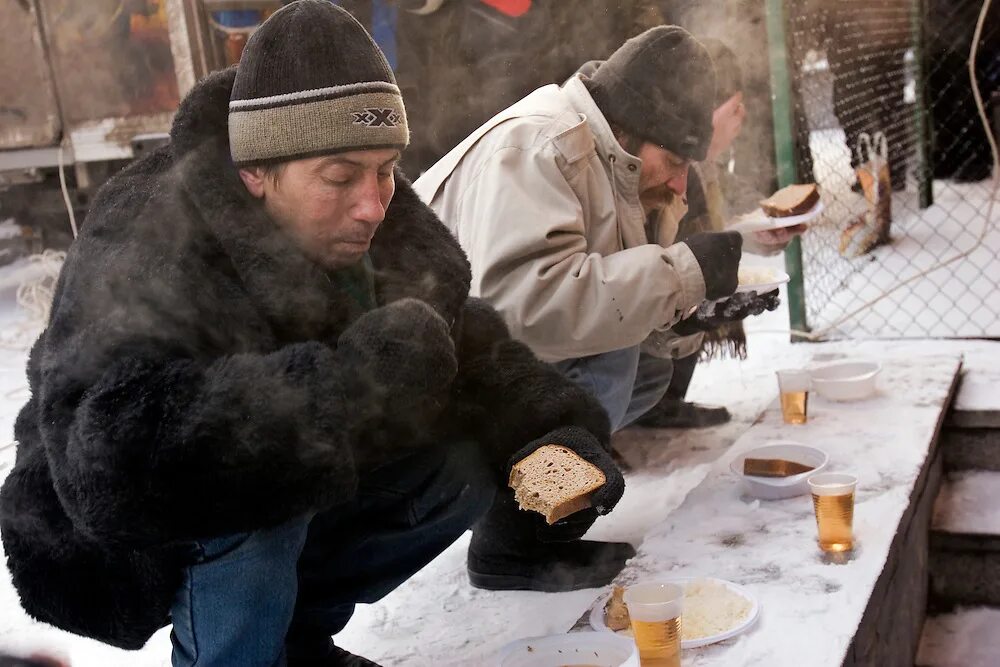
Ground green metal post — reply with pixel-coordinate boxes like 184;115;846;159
912;0;934;209
765;0;809;336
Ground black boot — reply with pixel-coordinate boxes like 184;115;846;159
286;632;382;667
636;399;731;429
468;492;635;593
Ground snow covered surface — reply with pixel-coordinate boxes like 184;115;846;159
933;471;1000;536
0;249;980;666
952;344;1000;415
917;607;1000;667
615;354;961;667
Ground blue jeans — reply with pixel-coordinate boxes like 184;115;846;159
554;348;673;432
169;440;496;667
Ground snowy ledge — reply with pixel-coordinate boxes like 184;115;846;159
604;351;962;666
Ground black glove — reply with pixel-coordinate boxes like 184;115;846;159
506;426;625;542
337;298;458;470
673;289;781;336
684;231;743;300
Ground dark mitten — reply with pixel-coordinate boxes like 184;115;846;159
684;230;742;299
450;299;611;471
673;289;781;336
506;426;625;520
536;507;601;543
453;297;511;360
337;298;458;470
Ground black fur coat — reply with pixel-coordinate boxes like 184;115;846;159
0;69;609;650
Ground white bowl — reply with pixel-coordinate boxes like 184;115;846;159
810;360;881;401
729;442;829;500
494;632;639;667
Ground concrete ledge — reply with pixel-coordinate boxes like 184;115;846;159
933;471;1000;535
930;552;1000;608
600;351;961;667
942;429;1000;472
930;471;1000;607
917;607;1000;666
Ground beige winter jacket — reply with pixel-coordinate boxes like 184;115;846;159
415;75;706;363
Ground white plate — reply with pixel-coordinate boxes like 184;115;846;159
494;631;639;667
588;577;760;649
735;269;790;294
731;199;825;233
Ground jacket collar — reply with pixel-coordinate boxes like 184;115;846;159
167;68;470;339
169;69;357;342
562;74;647;248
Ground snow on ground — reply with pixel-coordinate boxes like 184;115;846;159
933;471;1000;536
917;607;1000;667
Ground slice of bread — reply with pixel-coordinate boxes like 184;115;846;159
508;444;606;524
605;585;631;631
760;183;820;217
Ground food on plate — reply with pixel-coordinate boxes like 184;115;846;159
605;585;630;631
682;579;753;640
760;183;820;218
509;445;605;524
603;579;753;641
743;457;815;478
737;266;777;286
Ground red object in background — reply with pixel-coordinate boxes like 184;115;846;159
480;0;531;18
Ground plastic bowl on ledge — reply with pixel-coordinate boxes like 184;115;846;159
809;360;882;402
729;442;829;500
494;631;639;667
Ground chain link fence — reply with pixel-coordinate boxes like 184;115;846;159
778;0;999;339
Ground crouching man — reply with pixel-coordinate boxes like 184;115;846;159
0;3;628;666
416;26;753;434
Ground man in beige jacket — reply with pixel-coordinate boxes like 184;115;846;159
416;26;758;433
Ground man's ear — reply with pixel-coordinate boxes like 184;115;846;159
239;167;267;199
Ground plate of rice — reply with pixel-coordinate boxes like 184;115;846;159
735;266;789;294
589;577;760;649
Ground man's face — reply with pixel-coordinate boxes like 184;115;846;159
636;143;692;215
239;148;400;270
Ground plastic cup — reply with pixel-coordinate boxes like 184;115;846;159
623;582;684;667
776;369;811;424
808;473;858;553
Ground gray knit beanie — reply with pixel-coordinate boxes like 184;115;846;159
229;0;409;166
585;26;716;161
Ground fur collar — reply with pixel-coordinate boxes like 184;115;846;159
167;68;471;340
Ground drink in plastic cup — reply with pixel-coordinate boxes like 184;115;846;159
623;582;683;667
776;369;811;424
809;473;858;552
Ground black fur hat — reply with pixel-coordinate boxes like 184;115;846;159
585;26;717;161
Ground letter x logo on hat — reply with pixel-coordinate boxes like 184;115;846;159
352;108;402;127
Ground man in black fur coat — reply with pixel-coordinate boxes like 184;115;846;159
0;3;631;665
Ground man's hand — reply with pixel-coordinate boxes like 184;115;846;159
752;224;808;252
684;231;743;300
673;289;781;335
506;426;625;542
338;298;457;395
337;298;458;470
